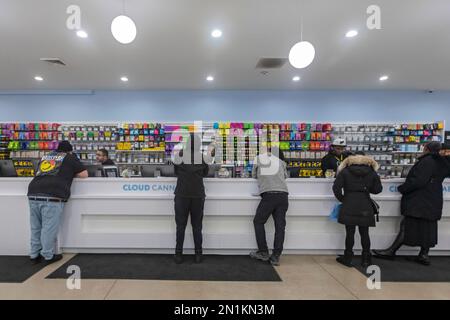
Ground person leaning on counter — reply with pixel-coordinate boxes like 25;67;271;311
172;133;209;264
27;141;88;265
250;147;289;266
96;148;115;166
321;138;350;177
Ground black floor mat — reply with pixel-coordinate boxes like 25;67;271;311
353;256;450;282
46;254;282;282
0;256;48;283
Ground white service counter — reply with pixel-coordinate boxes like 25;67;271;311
1;177;450;255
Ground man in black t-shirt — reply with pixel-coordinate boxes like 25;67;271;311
27;141;88;264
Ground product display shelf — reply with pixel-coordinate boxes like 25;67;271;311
60;123;119;162
279;123;332;178
2;123;61;159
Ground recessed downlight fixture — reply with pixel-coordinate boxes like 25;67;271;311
379;75;389;81
292;76;301;82
120;76;129;82
211;29;222;38
206;76;214;82
34;76;44;81
345;30;358;38
76;30;88;38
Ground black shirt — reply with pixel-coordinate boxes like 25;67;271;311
102;159;115;166
321;151;349;176
28;152;86;200
174;162;209;198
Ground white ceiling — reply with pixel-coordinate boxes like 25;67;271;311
0;0;449;90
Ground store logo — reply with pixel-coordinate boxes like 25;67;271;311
122;184;176;192
389;185;399;193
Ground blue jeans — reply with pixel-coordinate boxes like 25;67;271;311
29;200;64;260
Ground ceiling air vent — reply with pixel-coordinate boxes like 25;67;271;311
40;58;66;66
255;58;287;69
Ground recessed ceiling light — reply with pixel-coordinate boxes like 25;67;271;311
34;76;44;81
292;76;301;82
76;30;88;38
120;76;129;82
206;76;214;82
211;29;222;38
379;75;389;81
345;30;358;38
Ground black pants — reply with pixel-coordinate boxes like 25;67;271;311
345;225;370;255
174;196;205;253
253;192;289;256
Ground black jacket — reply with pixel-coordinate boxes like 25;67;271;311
321;151;349;176
333;155;383;227
398;153;450;221
174;150;209;198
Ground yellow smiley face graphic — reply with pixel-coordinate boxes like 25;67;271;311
40;160;56;173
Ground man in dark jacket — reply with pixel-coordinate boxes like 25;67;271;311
321;138;350;177
373;142;450;265
27;141;88;264
173;133;209;264
332;153;382;268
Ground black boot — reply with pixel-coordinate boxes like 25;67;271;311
372;219;405;259
336;251;353;268
194;250;203;264
415;247;431;266
361;252;372;269
174;252;183;264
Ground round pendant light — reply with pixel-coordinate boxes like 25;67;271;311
111;15;137;44
288;41;315;69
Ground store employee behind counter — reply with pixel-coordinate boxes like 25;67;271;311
321;138;351;177
96;148;115;166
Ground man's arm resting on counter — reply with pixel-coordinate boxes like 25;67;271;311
76;170;88;178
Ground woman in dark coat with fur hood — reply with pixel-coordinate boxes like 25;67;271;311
373;142;450;265
332;153;382;268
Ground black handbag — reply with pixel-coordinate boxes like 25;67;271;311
370;199;380;222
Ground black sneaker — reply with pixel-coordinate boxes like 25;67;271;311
269;255;280;266
43;254;63;265
30;256;42;265
336;255;353;268
250;250;270;262
194;253;203;264
174;253;183;264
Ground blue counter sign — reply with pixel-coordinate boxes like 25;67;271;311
122;183;176;192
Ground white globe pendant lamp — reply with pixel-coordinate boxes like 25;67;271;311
288;40;315;69
111;15;137;44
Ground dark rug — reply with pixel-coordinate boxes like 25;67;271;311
353;255;450;282
0;256;48;283
46;254;282;282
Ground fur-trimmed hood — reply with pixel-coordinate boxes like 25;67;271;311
337;155;380;174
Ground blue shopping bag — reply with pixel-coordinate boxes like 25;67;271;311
328;203;342;222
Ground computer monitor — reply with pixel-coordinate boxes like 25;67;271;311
207;164;221;177
102;165;119;178
0;160;18;177
141;165;158;177
86;165;103;177
156;165;176;177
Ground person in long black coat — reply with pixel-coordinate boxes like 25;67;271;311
332;153;382;268
373;142;450;265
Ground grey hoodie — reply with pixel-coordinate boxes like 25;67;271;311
252;153;289;195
